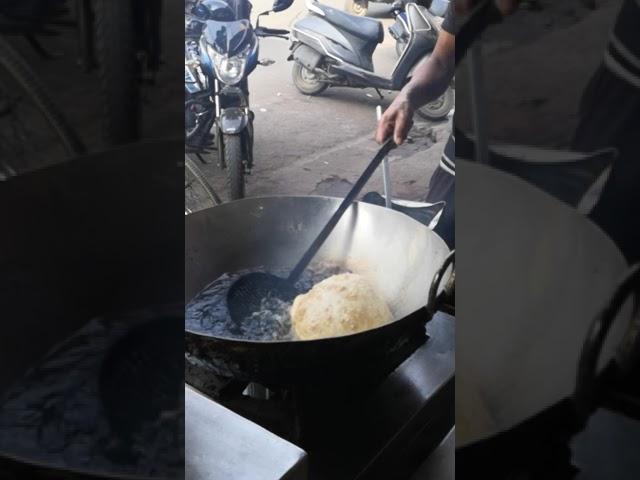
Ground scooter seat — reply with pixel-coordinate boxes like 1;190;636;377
315;4;383;43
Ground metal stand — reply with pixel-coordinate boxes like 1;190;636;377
377;105;393;208
468;43;489;165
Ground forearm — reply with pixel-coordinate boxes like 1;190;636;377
376;31;454;145
404;54;453;108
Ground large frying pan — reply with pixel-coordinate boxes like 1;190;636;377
456;159;634;447
185;196;453;387
0;140;183;479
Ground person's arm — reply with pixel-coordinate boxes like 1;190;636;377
405;31;455;109
376;0;523;145
375;30;454;145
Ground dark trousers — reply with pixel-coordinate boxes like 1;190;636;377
426;164;455;249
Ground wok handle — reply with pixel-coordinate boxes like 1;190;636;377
427;250;455;317
574;263;640;424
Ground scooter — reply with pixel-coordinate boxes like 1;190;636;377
289;0;454;120
389;0;446;57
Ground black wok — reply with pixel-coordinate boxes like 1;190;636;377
185;196;454;387
0;140;184;479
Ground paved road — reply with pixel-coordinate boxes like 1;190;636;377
186;0;451;211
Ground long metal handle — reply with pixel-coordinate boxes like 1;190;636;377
377;105;393;209
457;0;502;166
469;44;489;164
288;139;397;282
381;160;393;208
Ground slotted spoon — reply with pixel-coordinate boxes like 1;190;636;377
227;139;396;323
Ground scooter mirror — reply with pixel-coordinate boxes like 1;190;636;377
272;0;294;13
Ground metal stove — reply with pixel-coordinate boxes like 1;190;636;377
186;312;454;480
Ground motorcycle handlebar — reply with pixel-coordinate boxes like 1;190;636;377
256;26;289;37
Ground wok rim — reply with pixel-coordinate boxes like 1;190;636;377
185;195;450;345
185;193;448;245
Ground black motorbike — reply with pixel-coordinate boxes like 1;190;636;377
289;0;454;121
185;0;291;200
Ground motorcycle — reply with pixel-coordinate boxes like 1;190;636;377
185;0;291;200
289;0;454;121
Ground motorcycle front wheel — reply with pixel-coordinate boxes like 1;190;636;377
292;62;328;96
223;133;245;200
417;87;454;122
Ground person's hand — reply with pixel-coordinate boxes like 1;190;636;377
375;93;414;145
455;0;521;15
